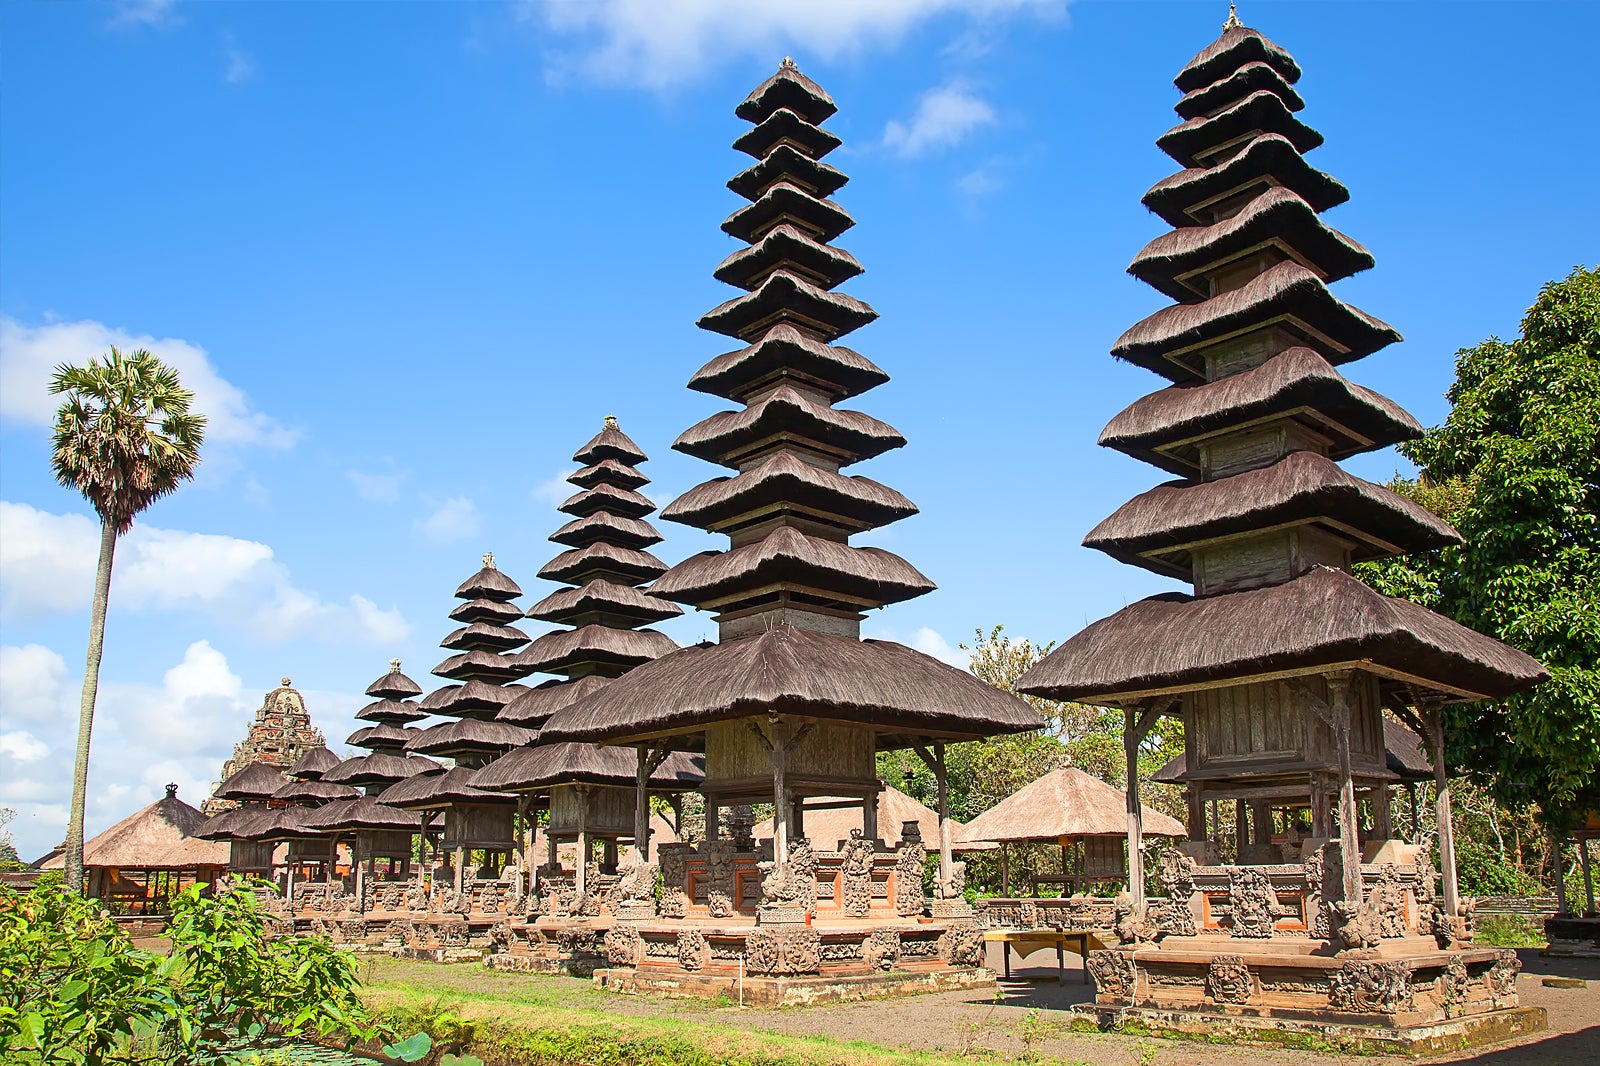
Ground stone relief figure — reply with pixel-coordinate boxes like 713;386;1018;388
893;828;927;917
607;860;658;917
941;860;967;901
1227;867;1288;938
1328;959;1413;1014
1435;955;1469;1018
702;840;737;918
1488;949;1520;1006
1332;899;1385;953
744;926;821;976
862;928;901;971
603;925;643;968
938;922;985;968
1157;848;1197;898
1086;949;1137;998
1206;954;1254;1004
1367;865;1409;939
840;830;877;918
1153;894;1196;938
657;846;689;919
1114;892;1159;944
1302;846;1333;938
676;929;710;971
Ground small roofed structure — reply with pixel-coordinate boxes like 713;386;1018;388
42;784;228;914
198;761;288;876
962;769;1185;896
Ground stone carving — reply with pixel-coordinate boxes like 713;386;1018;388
938;922;984;968
1086;949;1137;998
404;882;430;913
862;929;901;971
744;926;821;975
1367;865;1409;939
758;838;817;915
658;847;689;919
1227;867;1287;938
941;859;967;901
1153;895;1196;938
1303;844;1338;938
556;927;602;957
728;808;756;850
1206;955;1253;1004
1435;955;1469;1017
1114;893;1159;944
1332;900;1385;953
703;841;737;918
206;679;323;814
1328;960;1413;1014
677;929;709;971
488;920;513;953
603;925;642;968
893;827;927;918
608;860;658;919
840;831;876;918
1413;845;1438;904
1157;848;1196;897
1488;949;1519;1005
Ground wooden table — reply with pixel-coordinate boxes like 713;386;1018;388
984;929;1093;984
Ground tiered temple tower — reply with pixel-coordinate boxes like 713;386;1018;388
1016;15;1546;1039
206;678;324;813
538;60;1038;1004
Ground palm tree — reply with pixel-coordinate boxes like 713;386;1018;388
50;347;205;892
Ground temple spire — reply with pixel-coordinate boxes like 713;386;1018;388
1222;3;1243;31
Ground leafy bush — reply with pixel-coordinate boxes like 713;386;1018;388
1455;839;1541;897
1474;915;1546;948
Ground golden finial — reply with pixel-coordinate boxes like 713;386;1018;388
280;676;291;687
781;56;796;70
1222;3;1243;30
604;414;618;430
482;551;496;570
389;657;401;672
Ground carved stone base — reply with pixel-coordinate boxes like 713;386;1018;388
593;965;994;1007
613;902;657;921
930;899;974;919
757;906;810;925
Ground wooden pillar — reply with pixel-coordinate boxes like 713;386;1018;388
602;838;618;873
1250;802;1273;852
1552;825;1570;916
1123;702;1153;907
1408;784;1420;842
1373;787;1394;841
792;798;806;839
634;746;652;862
935;742;953;899
547;822;559;869
705;801;720;842
1000;844;1010;897
1310;776;1334;838
1422;700;1460;920
1328;673;1362;905
1186;789;1206;842
770;721;792;865
862;793;878;842
575;785;590;900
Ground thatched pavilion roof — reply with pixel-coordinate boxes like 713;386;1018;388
961;768;1186;843
213;761;288;802
470;742;704;793
41;785;228;869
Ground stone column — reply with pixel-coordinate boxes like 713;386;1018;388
935;741;953;898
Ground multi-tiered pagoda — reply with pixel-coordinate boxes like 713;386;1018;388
472;419;700;974
539;59;1039;1004
1016;14;1546;1041
205;678;323;813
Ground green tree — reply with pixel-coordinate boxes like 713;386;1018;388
49;348;205;894
1359;266;1600;906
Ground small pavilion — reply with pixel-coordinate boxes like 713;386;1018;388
197;762;289;876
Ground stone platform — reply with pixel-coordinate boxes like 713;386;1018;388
594;962;994;1008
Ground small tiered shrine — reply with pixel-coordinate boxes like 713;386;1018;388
1015;13;1548;1047
538;60;1040;1005
198;762;289;875
206;678;324;813
472;419;700;974
253;747;357;898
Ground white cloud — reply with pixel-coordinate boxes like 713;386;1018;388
531;468;579;506
222;32;257;84
109;0;179;28
883;82;997;158
0;315;296;450
417;495;482;543
0;644;72;724
347;467;408;503
910;626;970;668
0;501;410;645
531;0;1065;89
0;731;49;763
956;160;1004;196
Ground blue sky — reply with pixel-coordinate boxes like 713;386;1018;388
1;0;1594;860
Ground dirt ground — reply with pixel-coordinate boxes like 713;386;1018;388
370;944;1600;1065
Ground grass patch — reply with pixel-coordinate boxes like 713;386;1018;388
1473;915;1547;948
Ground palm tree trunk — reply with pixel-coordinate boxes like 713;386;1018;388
64;519;117;894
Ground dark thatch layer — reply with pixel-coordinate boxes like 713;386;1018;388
574;422;648;466
497;674;613;726
377;767;517;810
650;525;934;608
319;751;438;788
733;107;841;161
1176;60;1303;120
1014;566;1548;704
1129;187;1373;301
538;624;1042;746
286;746;343;779
365;666;423;700
727;145;848;204
355;698;429;724
196;805;272;842
403;717;536;756
418;680;527;715
1112;260;1402;382
470;742;705;792
431;649;530;684
270;778;360;804
722;182;855;245
1158;89;1322;169
511;625;678;674
557;483;657;520
1383;717;1433;781
549;511;664;550
539;542;668;586
736;60;837;126
569;459;649;491
214;762;289;802
662;452;918;533
449;597;526;625
1084;450;1461;575
344;723;417;750
1142;134;1348;229
962;767;1187;842
1099;346;1422;475
713;224;863;293
689;323;888;404
454;565;522;602
526;579;683;626
440;622;531;652
674;385;904;468
238;805;329;842
299;795;422;832
1176;25;1301;93
698;271;876;345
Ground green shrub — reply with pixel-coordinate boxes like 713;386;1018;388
1473;914;1546;948
1455;840;1541;898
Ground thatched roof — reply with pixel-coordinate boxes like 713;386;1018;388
214;762;288;802
558;483;657;520
448;597;526;625
1176;60;1303;120
1142;134;1348;229
440;622;531;652
753;786;992;852
574;421;648;466
650;526;933;610
1099;346;1421;476
1112;260;1401;382
526;579;682;627
320;751;438;787
962;768;1187;843
497;675;612;726
354;698;428;725
299;796;421;832
538;624;1043;748
271;779;360;804
431;649;529;685
1129;187;1372;302
1175;25;1301;93
377;767;517;810
418;680;527;716
1015;566;1548;704
512;625;677;675
539;542;668;586
663;453;917;534
570;458;650;491
286;746;343;779
689;323;888;404
674;385;904;467
548;512;664;551
1157;88;1321;168
722;182;854;246
239;805;329;842
716;215;861;289
454;563;522;602
470;742;705;793
345;723;416;750
737;58;837;125
732;107;841;161
727;145;849;211
41;786;228;870
699;270;876;345
403;717;535;757
366;662;423;700
195;805;272;842
1084;450;1460;578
